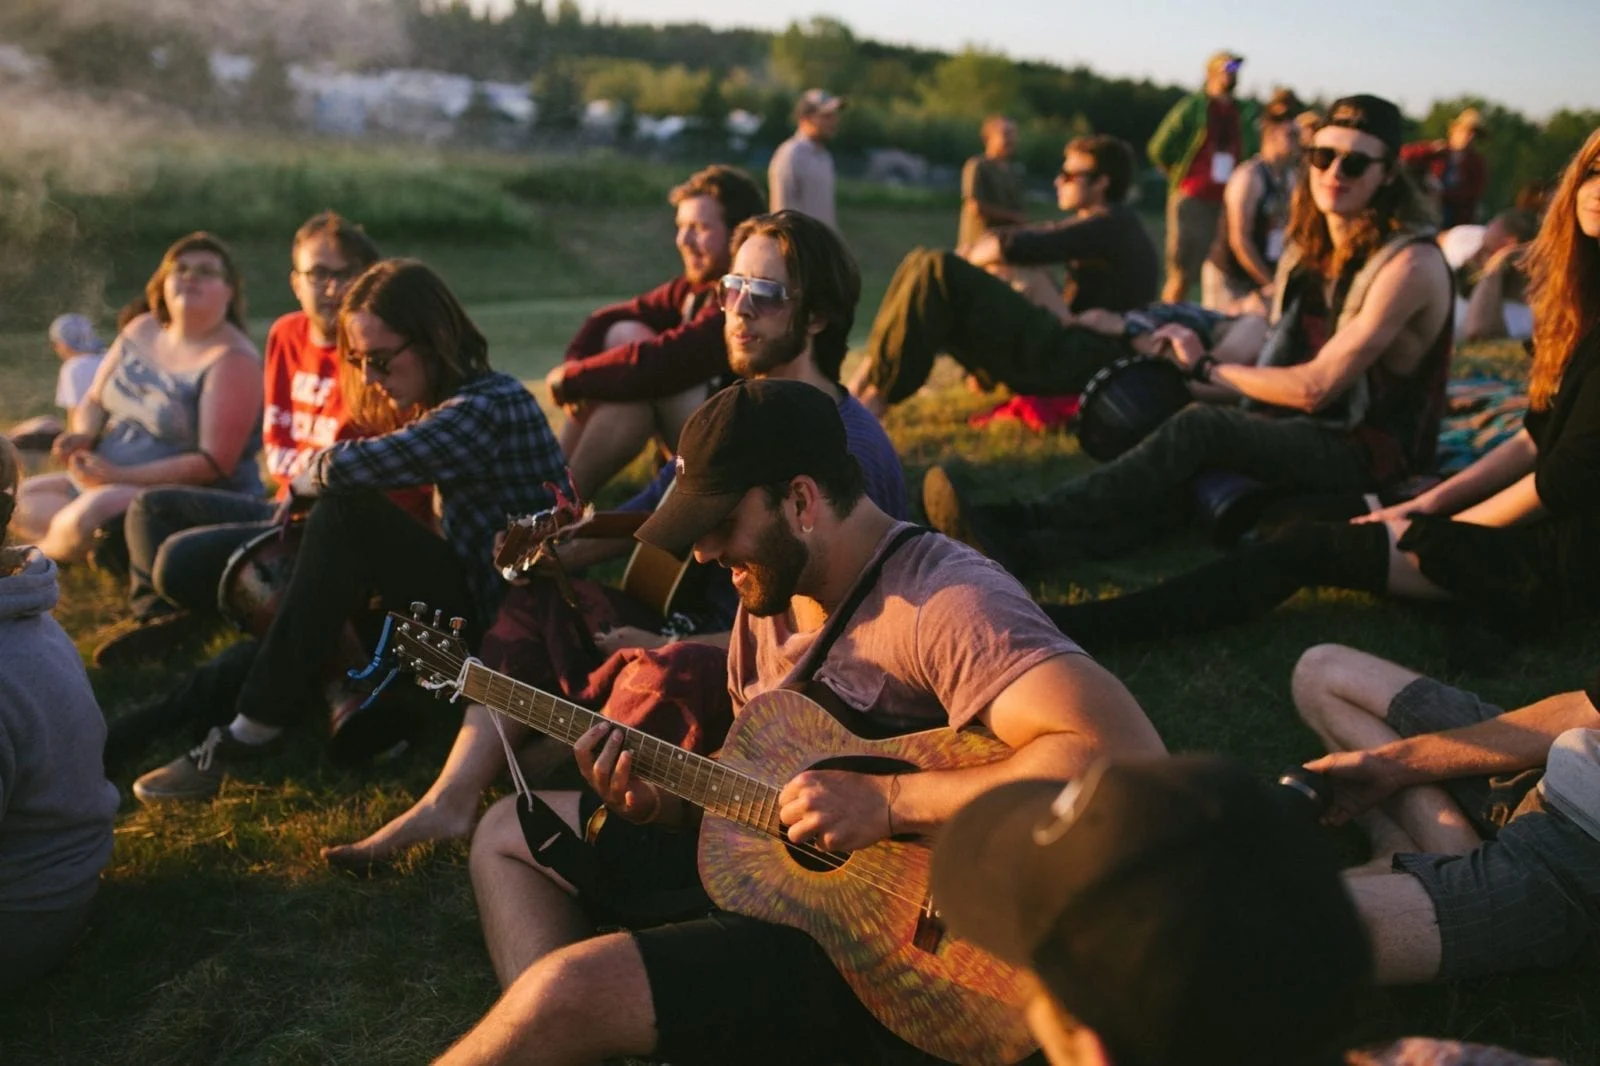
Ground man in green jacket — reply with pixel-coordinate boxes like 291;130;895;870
1148;51;1260;302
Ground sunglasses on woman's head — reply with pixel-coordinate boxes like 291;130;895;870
719;274;795;317
1307;146;1385;180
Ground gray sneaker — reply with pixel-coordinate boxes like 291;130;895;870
131;727;277;804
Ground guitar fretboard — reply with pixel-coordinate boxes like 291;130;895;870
461;663;783;834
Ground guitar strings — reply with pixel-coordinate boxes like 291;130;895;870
467;657;932;906
406;640;935;910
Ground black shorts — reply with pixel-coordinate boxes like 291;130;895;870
1386;678;1600;979
533;792;983;1066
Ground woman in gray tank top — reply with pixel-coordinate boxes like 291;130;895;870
11;233;264;562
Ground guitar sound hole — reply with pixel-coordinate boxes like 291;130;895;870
781;755;917;873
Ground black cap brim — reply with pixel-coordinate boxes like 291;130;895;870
931;779;1066;967
634;488;747;559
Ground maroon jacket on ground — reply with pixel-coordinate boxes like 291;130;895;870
555;277;727;405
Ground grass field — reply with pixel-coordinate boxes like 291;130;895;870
4;187;1600;1063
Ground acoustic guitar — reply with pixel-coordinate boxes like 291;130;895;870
370;604;1037;1066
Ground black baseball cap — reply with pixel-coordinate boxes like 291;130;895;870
635;379;856;557
1323;94;1405;158
931;756;1372;1066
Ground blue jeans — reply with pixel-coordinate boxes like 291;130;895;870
124;486;276;619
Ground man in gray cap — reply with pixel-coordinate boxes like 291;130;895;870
769;88;844;229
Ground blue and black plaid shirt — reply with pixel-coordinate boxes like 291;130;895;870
307;371;563;626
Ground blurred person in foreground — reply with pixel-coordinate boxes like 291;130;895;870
10;233;264;563
545;165;765;500
932;756;1561;1065
5;314;106;454
0;438;119;994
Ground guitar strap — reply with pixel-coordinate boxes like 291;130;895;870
787;524;928;733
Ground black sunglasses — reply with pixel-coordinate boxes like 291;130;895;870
1307;146;1386;180
344;342;411;376
719;274;795;317
1058;164;1098;183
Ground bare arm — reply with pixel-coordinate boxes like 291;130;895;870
890;653;1164;833
1358;429;1537;523
1449;471;1545;527
1205;244;1451;412
1224;166;1274;288
1460;248;1519;342
1308;689;1599;824
779;653;1165;850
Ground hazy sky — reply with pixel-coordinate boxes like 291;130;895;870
477;0;1595;120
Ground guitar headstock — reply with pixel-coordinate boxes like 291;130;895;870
494;502;599;579
381;601;472;693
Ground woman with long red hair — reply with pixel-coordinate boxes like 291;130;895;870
1046;126;1600;644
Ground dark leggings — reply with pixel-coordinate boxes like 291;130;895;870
1045;519;1392;648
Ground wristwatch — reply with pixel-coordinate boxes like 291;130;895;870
1190;354;1219;384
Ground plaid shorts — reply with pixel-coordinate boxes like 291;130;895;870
1386;678;1600;979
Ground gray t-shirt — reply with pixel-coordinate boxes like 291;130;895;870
769;134;837;229
727;523;1083;735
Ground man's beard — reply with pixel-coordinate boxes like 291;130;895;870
734;512;809;617
307;306;337;340
729;314;808;378
683;252;728;286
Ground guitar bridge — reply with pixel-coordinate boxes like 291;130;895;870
912;907;947;954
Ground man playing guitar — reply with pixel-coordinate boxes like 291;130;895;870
437;379;1164;1066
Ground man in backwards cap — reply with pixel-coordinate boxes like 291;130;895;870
934;756;1371;1066
439;378;1164;1066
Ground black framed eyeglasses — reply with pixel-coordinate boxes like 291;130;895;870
1058;165;1098;183
1307;146;1385;180
344;342;411;375
719;274;796;317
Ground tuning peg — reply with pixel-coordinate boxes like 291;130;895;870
432;608;443;627
449;617;466;637
410;601;428;619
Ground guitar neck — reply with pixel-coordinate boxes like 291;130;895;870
460;662;781;834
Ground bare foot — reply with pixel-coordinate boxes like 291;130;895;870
322;795;478;871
